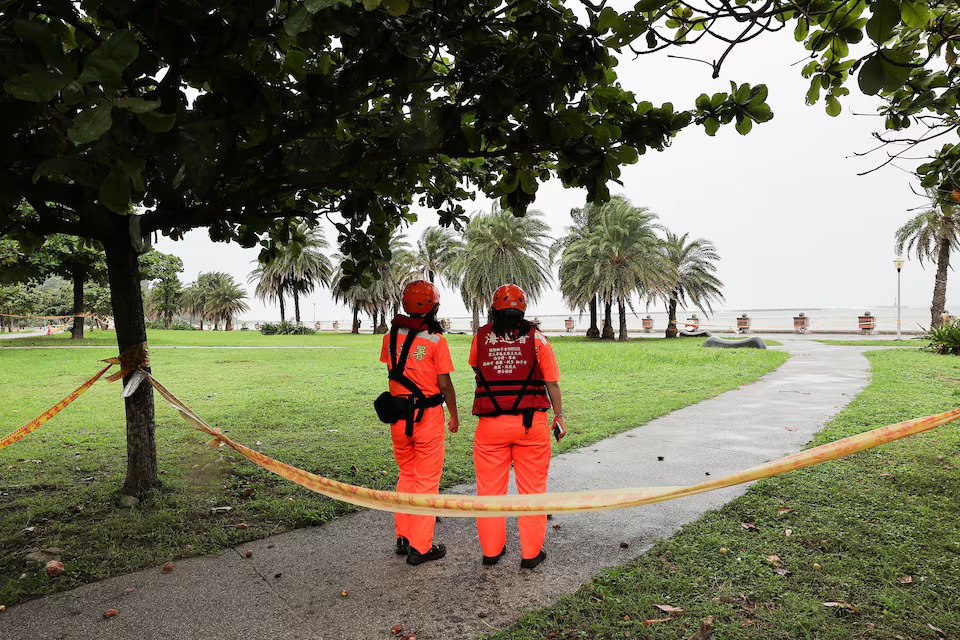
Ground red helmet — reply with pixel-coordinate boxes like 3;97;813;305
492;284;527;313
402;280;440;314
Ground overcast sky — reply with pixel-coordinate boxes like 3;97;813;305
155;26;951;323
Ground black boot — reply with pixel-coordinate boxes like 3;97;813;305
396;536;410;556
482;545;507;566
520;550;546;569
406;543;446;565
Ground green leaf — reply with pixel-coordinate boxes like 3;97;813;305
136;110;176;133
866;0;900;44
794;18;809;42
646;30;657;48
857;55;885;95
114;97;161;113
283;6;313;36
362;0;381;9
635;0;671;12
900;1;931;29
14;19;65;67
3;68;68;102
305;0;340;11
806;78;822;104
703;117;720;136
519;170;537;195
825;95;842;117
99;168;131;214
68;103;113;145
382;0;409;16
735;117;753;135
77;30;139;88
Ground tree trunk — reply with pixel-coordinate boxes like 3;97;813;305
617;297;628;341
601;297;614;339
428;270;435;284
70;267;86;340
104;236;157;498
294;291;301;324
279;294;286;325
226;315;233;331
931;237;951;328
665;296;679;338
586;294;600;338
352;303;360;334
472;301;480;334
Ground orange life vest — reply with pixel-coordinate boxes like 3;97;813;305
472;324;550;424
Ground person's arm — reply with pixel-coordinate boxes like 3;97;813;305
545;380;565;441
437;373;459;433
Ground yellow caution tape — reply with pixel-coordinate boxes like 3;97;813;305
0;344;149;449
145;373;960;517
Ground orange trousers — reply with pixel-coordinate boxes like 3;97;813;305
392;405;446;554
474;412;552;560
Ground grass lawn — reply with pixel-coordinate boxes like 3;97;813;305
0;333;787;605
492;348;960;640
817;339;926;347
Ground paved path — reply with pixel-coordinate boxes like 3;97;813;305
3;339;875;640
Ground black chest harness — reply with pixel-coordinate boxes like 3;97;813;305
374;324;444;437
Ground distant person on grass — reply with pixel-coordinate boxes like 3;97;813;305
378;280;459;565
469;284;566;569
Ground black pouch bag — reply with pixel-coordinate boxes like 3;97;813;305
374;392;409;424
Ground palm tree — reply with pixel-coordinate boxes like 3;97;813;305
450;205;552;332
552;202;606;338
249;225;333;325
659;231;724;338
895;189;960;329
557;197;666;340
180;282;207;329
415;227;461;286
205;273;249;331
368;233;418;332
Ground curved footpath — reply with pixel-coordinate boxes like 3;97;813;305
4;339;879;640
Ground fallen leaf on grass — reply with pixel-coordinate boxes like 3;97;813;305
400;635;415;640
640;618;671;626
813;563;821;569
823;601;857;612
244;550;253;558
243;489;255;497
740;620;754;626
740;522;759;531
44;560;64;576
684;615;713;640
777;508;792;516
340;590;349;597
653;604;684;616
767;555;781;566
897;575;913;584
103;609;119;618
391;624;403;634
928;623;946;637
784;529;793;537
233;523;248;529
936;455;945;461
185;545;194;551
125;586;135;593
0;604;6;612
161;562;174;574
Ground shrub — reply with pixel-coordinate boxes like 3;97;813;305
145;320;198;330
259;321;315;335
923;320;960;355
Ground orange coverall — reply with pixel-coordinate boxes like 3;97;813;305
469;330;560;560
381;329;454;554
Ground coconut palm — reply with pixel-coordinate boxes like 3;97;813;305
659;231;724;338
415;227;461;286
557;197;666;340
249;225;333;325
895;189;960;329
450;206;552;332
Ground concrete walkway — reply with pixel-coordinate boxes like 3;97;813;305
3;339;875;640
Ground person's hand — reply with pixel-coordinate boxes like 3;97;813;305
448;414;460;433
552;415;566;442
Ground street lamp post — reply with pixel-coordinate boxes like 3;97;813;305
894;257;905;340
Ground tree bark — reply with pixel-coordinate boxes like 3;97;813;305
428;270;435;284
472;301;480;334
104;235;158;498
279;295;286;325
665;296;679;338
617;297;627;341
69;266;86;340
601;297;614;339
931;237;951;328
352;303;360;333
586;294;600;338
294;291;301;324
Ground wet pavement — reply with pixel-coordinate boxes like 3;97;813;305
2;338;884;639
